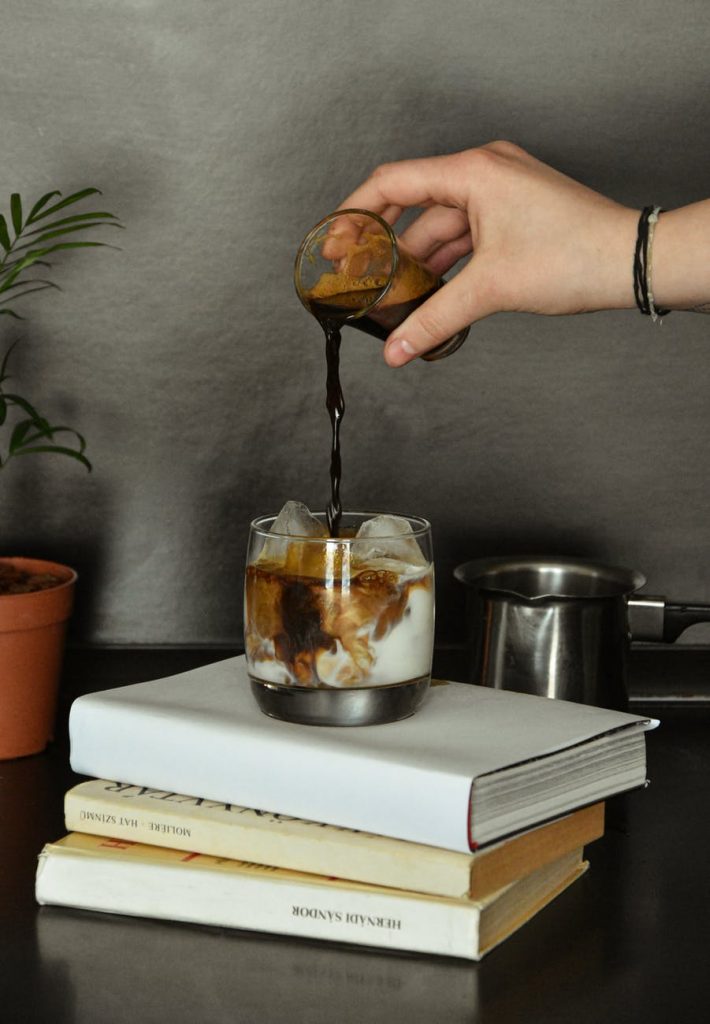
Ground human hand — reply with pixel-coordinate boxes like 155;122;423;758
339;142;639;366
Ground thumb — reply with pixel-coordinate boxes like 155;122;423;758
383;265;489;367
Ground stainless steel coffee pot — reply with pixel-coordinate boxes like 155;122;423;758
454;556;710;709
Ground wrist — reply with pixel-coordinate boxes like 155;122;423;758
603;205;642;311
580;204;639;312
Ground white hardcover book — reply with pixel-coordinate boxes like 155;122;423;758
69;655;657;852
64;779;605;899
35;833;588;961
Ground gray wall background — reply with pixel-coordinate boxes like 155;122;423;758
1;0;709;647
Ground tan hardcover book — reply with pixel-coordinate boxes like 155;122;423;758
65;779;604;899
36;832;588;961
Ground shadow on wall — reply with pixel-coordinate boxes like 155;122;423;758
1;143;165;642
1;326;112;642
246;63;710;220
3;473;111;644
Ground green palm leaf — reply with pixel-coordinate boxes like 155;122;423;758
3;392;45;423
16;424;87;450
27;240;117;257
0;343;15;379
0;185;118;476
10;194;23;236
0;284;60;306
0;215;11;252
11;445;91;471
13;220;123;250
26;191;61;222
26;187;102;225
0;242;116;293
0;256;38;293
10;419;35;451
22;211;119;238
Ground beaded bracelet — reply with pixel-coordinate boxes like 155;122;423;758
633;206;671;321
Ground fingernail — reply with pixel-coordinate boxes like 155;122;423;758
385;338;416;366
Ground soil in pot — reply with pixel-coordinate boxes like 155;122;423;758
0;563;66;595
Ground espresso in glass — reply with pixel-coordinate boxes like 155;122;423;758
244;508;435;725
294;208;469;354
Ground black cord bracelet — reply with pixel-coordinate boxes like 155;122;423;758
633;206;671;320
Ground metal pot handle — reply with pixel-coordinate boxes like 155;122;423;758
628;596;710;642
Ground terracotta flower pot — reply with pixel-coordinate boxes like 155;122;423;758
0;557;76;760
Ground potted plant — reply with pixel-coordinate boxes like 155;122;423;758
0;187;120;759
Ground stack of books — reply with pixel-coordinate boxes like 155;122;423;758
36;656;658;961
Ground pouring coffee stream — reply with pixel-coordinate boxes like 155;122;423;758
295;209;469;537
323;321;344;537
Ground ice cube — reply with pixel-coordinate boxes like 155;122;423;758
353;514;427;567
270;501;327;538
256;501;327;567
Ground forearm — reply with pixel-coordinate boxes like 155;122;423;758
651;199;710;313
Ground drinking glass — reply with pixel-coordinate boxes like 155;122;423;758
294;209;469;360
244;511;435;725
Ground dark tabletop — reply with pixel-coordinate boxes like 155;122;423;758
1;648;709;1024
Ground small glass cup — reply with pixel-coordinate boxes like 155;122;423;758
244;511;435;726
294;209;469;360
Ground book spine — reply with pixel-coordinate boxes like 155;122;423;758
64;784;472;898
64;788;215;852
36;844;481;960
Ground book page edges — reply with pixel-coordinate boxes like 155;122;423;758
473;719;655;782
467;723;648;847
479;858;588;956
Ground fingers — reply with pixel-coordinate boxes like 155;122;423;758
320;210;393;266
383;264;487;367
399;205;471;261
380;204;404;225
425;233;473;277
339;153;472;215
